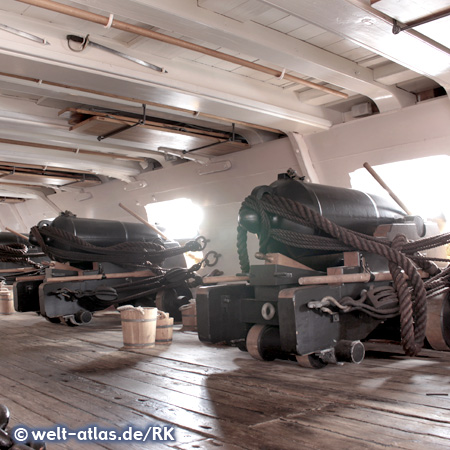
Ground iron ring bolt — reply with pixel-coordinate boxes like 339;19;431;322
203;251;220;267
195;235;209;251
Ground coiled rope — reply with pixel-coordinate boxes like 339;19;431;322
0;243;44;267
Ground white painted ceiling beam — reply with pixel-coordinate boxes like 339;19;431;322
0;102;217;167
0;104;158;158
0;143;140;182
65;0;415;111
296;89;357;107
0;186;38;199
259;0;450;92
0;114;143;182
0;10;340;133
373;63;420;86
0;184;62;212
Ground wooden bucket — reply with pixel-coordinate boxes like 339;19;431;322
0;286;14;315
119;306;157;349
155;311;174;345
179;301;197;331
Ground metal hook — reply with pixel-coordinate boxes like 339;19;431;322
195;235;209;251
203;250;221;267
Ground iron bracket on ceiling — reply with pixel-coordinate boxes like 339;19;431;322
97;104;146;142
182;123;240;154
392;8;450;34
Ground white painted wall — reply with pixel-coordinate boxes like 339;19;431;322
304;97;450;188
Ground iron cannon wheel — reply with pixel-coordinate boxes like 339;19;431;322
246;324;281;361
425;292;450;351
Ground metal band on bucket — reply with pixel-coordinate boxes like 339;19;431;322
123;342;155;348
121;318;156;323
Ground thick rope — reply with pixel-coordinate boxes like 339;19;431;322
0;243;44;267
403;233;450;254
237;224;250;274
388;234;420;356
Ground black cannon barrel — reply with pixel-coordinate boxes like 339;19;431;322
240;176;406;237
239;175;411;264
0;232;29;245
32;212;162;248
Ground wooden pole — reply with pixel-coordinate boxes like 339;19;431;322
119;203;169;240
0;267;38;274
299;270;428;285
45;269;156;283
16;0;348;99
363;162;412;215
5;227;30;242
203;275;250;284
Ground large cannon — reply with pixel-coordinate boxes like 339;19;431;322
14;211;203;325
197;172;450;367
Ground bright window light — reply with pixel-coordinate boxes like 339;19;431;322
350;155;450;231
145;198;204;240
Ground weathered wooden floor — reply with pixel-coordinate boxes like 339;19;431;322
1;311;450;450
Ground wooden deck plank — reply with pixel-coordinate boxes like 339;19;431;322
250;418;397;450
0;361;193;449
0;345;212;446
285;412;450;449
3;316;450;417
3;314;450;414
176;438;245;449
1;334;285;427
328;407;450;441
0;381;107;450
0;353;318;449
0;325;315;449
2;312;450;450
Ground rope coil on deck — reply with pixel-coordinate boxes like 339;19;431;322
237;192;450;357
